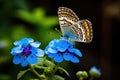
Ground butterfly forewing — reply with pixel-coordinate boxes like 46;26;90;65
58;7;79;34
58;7;93;43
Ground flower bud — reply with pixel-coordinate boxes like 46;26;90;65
89;66;101;78
76;71;88;79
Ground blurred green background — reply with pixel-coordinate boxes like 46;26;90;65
0;0;120;80
0;0;59;80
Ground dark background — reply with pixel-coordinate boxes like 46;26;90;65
0;0;120;80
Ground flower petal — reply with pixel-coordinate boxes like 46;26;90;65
57;47;67;52
45;46;49;54
48;47;57;53
48;39;56;47
35;49;44;57
21;56;28;67
63;52;72;61
74;49;82;57
48;53;55;58
54;53;63;63
69;42;74;48
30;41;40;47
13;54;22;64
56;40;69;52
30;47;38;55
68;48;74;53
21;38;29;47
11;47;23;55
27;55;37;64
27;38;34;43
68;48;82;57
13;40;20;46
70;55;79;63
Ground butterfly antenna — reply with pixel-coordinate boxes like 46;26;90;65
55;28;62;36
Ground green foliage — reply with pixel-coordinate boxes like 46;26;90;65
16;59;69;80
58;67;69;76
17;69;30;80
16;8;58;29
51;75;65;80
15;7;59;48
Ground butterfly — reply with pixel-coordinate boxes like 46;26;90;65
58;7;93;43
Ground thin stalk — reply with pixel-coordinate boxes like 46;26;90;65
53;63;59;74
29;65;45;79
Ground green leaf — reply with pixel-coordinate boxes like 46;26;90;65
32;8;45;21
16;10;34;23
52;75;65;80
37;57;55;67
44;59;55;67
58;67;69;76
17;69;30;80
43;16;58;28
36;57;45;65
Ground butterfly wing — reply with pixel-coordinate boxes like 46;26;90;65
58;7;79;34
69;19;93;42
58;7;93;43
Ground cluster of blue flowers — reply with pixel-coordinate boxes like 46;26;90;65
45;39;82;63
11;38;82;67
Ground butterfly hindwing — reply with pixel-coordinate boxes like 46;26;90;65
69;19;93;42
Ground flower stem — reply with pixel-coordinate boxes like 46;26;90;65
53;63;59;74
29;65;45;79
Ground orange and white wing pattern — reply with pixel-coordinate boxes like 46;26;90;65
58;7;93;43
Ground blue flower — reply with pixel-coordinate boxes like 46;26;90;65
11;38;44;67
45;39;82;63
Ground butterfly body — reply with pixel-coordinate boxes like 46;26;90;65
58;7;93;43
